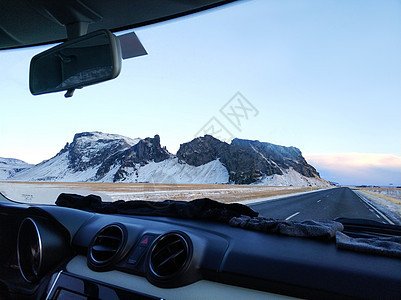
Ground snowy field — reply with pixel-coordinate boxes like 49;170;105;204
355;187;401;220
0;181;321;205
362;187;401;201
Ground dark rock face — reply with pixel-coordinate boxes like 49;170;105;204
177;135;320;184
177;135;229;166
67;132;133;172
131;135;170;163
230;138;319;181
111;135;170;182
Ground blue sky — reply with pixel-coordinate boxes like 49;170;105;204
0;0;400;186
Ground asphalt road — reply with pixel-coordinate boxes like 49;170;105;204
249;187;393;224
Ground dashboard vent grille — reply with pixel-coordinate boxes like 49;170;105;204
89;224;125;266
149;232;190;277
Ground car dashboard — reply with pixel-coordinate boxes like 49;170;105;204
0;195;400;300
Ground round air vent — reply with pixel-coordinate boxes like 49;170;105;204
17;217;69;283
147;232;198;287
88;224;126;270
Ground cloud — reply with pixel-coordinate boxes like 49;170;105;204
304;153;401;186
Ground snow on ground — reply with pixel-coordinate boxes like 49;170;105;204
102;186;295;202
0;182;112;205
356;190;401;223
123;158;230;184
10;152;70;181
365;188;401;200
10;152;99;182
0;182;314;205
255;168;332;187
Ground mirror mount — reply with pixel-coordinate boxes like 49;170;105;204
64;89;75;98
66;22;89;40
63;22;89;98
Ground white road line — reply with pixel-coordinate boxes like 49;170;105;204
285;212;300;220
354;192;395;225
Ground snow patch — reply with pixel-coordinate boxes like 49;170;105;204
75;132;141;147
9;154;230;184
255;168;331;187
122;158;229;184
10;152;98;182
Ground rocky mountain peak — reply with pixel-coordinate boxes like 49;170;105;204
177;135;320;184
98;134;171;182
66;131;140;172
128;134;170;163
177;135;228;167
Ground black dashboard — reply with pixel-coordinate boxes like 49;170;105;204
0;196;400;300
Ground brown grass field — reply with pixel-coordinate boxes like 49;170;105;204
352;187;401;205
0;181;324;203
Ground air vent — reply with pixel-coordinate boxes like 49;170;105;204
148;232;191;280
88;224;126;270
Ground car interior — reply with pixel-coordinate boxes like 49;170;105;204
0;1;400;299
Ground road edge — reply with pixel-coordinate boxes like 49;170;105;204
240;187;337;206
353;190;400;225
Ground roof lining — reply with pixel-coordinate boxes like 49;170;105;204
0;0;237;51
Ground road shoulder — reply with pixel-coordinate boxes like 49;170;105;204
239;187;336;205
353;190;401;225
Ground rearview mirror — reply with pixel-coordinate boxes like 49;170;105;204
29;30;122;97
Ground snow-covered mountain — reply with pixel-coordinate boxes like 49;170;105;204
5;132;331;187
177;135;331;186
0;158;33;180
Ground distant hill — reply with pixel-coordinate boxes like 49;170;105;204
0;157;33;180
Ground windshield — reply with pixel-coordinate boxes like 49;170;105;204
0;0;400;223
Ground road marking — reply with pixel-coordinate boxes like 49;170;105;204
317;200;321;203
285;212;300;220
354;192;395;225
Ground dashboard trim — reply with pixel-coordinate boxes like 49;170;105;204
66;255;294;300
